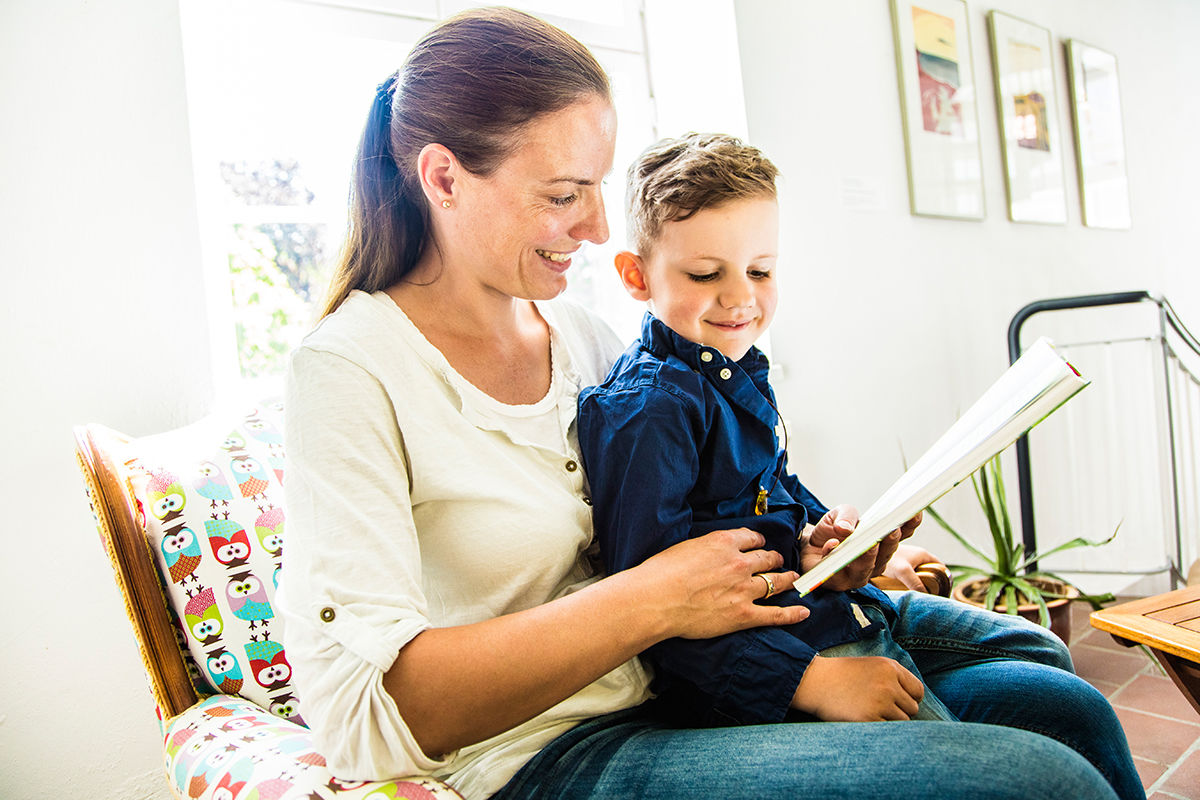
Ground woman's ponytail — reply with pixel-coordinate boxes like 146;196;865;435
320;71;428;318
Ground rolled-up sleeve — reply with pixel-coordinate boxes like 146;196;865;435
278;345;453;779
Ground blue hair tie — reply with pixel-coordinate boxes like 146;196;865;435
376;71;398;105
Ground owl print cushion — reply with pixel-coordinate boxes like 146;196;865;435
124;401;302;724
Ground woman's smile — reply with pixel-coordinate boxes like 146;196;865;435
536;248;574;267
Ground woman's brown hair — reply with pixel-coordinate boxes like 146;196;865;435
320;7;612;318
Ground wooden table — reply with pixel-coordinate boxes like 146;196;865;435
1091;585;1200;716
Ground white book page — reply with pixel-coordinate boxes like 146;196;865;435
794;337;1088;596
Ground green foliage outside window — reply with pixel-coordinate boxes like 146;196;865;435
228;223;326;378
221;160;331;378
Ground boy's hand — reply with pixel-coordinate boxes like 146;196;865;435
872;511;923;580
803;505;876;590
808;504;860;549
898;510;924;538
803;507;924;590
791;655;924;721
880;542;943;592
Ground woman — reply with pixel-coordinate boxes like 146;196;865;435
280;8;1142;800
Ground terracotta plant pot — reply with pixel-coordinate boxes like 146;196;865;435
952;576;1081;643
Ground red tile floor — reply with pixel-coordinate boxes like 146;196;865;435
1068;600;1200;799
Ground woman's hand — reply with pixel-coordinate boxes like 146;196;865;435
791;654;924;721
387;527;808;757
632;528;809;640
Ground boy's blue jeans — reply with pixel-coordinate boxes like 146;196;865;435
493;592;1143;800
817;599;957;721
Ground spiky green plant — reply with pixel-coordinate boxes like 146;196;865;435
926;453;1119;628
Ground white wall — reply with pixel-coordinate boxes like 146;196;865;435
2;0;1198;798
0;1;211;798
731;0;1200;582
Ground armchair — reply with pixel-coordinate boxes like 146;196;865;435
75;402;462;800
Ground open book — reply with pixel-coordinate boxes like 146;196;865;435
794;337;1088;597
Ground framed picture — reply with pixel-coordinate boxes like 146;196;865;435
1065;40;1132;229
987;11;1067;224
891;0;985;220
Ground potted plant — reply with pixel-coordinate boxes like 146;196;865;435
926;453;1118;643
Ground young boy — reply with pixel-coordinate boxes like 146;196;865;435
577;133;954;726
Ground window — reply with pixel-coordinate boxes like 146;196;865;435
181;1;428;395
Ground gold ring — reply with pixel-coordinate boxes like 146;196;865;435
758;573;776;599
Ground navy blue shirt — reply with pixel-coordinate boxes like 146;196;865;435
578;312;894;725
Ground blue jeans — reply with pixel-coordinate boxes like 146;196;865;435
492;592;1143;800
887;591;1141;799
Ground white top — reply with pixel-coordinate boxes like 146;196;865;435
278;290;652;800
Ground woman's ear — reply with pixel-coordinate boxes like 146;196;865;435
615;251;651;302
416;143;457;209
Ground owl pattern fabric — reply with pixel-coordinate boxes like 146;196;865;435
120;402;302;725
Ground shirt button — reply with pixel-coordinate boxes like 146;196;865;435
319;607;336;622
700;350;713;362
583;496;592;506
719;368;732;380
565;460;578;472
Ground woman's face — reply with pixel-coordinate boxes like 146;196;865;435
451;95;616;301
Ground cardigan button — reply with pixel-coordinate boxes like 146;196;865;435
319;607;336;622
582;496;592;506
719;368;732;380
565;460;579;472
700;350;713;362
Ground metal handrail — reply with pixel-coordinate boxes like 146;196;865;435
1007;291;1200;578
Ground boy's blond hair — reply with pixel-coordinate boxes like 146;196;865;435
625;132;779;256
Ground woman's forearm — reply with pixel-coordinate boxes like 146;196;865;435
382;565;664;757
383;528;805;757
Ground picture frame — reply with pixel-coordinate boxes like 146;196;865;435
987;11;1067;224
1065;39;1132;229
891;0;985;220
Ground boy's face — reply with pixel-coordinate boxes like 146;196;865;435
631;195;779;361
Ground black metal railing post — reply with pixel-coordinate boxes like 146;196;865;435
1006;291;1152;571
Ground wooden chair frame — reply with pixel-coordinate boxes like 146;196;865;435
75;423;200;717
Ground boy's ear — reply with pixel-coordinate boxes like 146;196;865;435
614;251;651;302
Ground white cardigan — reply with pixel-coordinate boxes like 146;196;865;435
278;290;652;800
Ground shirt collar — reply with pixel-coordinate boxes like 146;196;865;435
638;311;769;377
368;290;582;439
